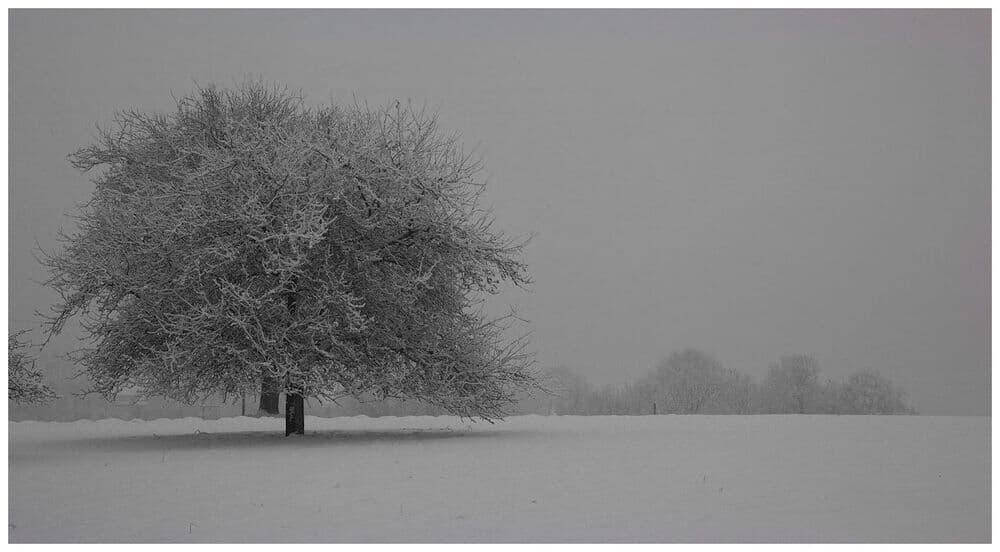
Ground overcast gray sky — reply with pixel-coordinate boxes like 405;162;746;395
10;10;989;415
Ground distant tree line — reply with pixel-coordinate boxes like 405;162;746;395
516;350;916;416
10;339;917;418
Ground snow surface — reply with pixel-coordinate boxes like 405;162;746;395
8;415;989;542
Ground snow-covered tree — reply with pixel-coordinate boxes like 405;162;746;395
41;82;536;434
9;331;57;404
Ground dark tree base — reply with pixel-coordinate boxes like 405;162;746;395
259;376;280;416
285;393;305;436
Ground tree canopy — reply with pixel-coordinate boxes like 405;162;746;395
42;82;536;422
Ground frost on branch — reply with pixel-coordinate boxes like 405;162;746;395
9;330;57;404
42;82;537;421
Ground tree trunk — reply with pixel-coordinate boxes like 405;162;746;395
285;393;305;436
259;375;280;416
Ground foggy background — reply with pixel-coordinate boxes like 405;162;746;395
10;10;989;416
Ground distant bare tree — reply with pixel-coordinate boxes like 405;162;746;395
40;81;537;434
812;378;846;414
9;331;57;404
759;355;820;414
646;349;731;414
713;369;753;414
840;370;914;414
541;365;591;415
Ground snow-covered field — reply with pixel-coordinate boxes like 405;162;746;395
8;414;989;542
